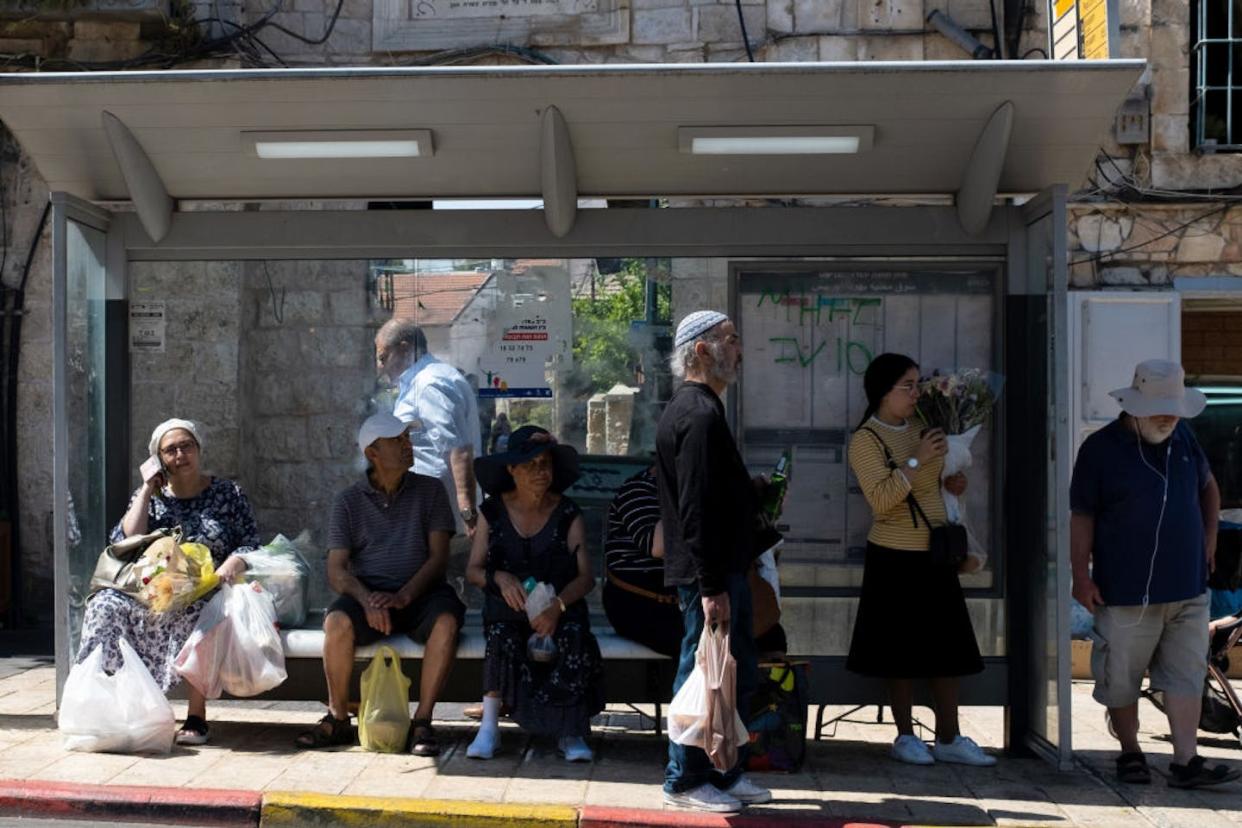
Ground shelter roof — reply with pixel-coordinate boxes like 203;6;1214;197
0;61;1143;202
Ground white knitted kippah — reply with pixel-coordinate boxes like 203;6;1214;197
673;310;728;348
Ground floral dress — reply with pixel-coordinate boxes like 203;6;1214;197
77;477;259;692
481;495;604;738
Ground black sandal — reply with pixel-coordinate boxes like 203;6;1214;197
1168;755;1241;789
409;718;440;757
295;713;353;750
1116;751;1151;784
175;715;210;746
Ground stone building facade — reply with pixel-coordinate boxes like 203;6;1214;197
2;0;1239;624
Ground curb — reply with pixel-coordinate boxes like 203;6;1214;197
259;792;579;827
0;779;948;828
580;806;904;828
0;779;262;826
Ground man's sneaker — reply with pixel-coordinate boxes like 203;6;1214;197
721;775;772;805
663;783;742;814
931;735;997;767
891;734;935;765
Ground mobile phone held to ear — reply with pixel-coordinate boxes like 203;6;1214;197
140;455;164;485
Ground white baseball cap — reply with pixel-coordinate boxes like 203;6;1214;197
357;412;413;455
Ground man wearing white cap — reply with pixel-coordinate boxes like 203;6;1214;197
297;412;464;756
1071;359;1238;789
656;310;772;813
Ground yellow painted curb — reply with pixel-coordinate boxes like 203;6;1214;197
260;791;579;827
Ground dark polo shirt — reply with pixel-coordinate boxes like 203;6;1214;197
327;471;456;592
1070;417;1211;606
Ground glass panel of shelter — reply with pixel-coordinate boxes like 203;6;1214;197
90;255;1004;661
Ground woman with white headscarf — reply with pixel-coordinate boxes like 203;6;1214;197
77;418;258;746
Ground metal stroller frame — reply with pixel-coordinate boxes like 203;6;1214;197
1119;612;1242;749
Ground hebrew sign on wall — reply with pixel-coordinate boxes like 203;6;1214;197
373;0;628;51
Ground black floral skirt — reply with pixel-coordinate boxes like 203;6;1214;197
482;617;604;738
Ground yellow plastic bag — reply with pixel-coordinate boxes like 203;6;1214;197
358;646;410;753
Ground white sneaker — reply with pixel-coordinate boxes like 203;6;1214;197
663;783;743;814
891;734;935;765
557;736;593;763
721;775;772;804
466;727;497;759
931;735;997;767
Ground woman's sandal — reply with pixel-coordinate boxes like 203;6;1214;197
1115;751;1151;784
175;715;210;746
295;714;353;750
409;718;440;757
1168;755;1242;789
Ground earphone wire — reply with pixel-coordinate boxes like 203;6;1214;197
1118;422;1172;629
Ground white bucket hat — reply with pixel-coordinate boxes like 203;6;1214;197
1109;359;1207;419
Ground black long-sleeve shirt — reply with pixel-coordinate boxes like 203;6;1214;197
655;381;757;596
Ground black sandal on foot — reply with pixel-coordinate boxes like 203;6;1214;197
175;715;210;746
1168;755;1241;789
410;718;440;757
295;713;353;749
1116;751;1151;784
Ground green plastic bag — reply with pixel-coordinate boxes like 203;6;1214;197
358;646;411;753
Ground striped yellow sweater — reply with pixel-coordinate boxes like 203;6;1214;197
848;418;947;551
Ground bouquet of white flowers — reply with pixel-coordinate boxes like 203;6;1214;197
915;369;1004;570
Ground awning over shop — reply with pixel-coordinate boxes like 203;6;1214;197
0;61;1142;207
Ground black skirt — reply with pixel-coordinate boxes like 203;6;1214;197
846;542;984;679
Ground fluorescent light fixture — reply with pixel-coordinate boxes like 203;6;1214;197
243;129;433;159
679;125;874;156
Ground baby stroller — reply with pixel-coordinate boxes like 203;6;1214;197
1141;611;1242;748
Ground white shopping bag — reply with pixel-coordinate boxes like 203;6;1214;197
175;583;287;699
59;637;176;754
666;625;749;771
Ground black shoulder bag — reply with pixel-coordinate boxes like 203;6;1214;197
860;428;968;570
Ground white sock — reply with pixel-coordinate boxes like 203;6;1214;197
467;696;501;759
480;695;502;730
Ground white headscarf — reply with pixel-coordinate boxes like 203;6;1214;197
148;418;204;457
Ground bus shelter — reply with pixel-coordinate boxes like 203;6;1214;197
0;60;1143;767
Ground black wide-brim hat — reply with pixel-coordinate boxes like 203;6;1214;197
474;425;581;496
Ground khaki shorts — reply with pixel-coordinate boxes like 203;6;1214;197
1091;591;1209;708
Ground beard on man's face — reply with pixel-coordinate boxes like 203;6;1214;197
1136;416;1177;444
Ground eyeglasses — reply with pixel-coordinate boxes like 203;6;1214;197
893;381;919;394
160;440;198;458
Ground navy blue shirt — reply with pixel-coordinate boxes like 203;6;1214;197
1070;418;1211;606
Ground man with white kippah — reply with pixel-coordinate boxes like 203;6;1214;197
656;310;772;813
297;411;465;756
1071;359;1239;789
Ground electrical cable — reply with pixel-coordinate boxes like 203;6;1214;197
1068;203;1231;266
734;0;755;62
1021;47;1047;58
987;0;1002;59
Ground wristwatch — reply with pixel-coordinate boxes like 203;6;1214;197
460;506;478;524
905;457;920;470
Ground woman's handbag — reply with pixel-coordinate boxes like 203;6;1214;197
860;428;968;570
89;527;180;603
745;659;810;773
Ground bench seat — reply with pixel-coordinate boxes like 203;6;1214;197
279;628;671;662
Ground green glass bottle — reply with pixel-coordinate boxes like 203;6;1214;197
761;451;791;520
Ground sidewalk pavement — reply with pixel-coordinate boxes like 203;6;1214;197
1;658;1240;827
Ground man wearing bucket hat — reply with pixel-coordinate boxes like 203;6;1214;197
298;412;465;755
656;310;772;813
1071;359;1237;789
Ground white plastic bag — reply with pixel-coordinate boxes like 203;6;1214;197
241;533;311;627
940;425;988;570
667;626;748;771
175;583;287;699
524;581;559;662
59;637;175;754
